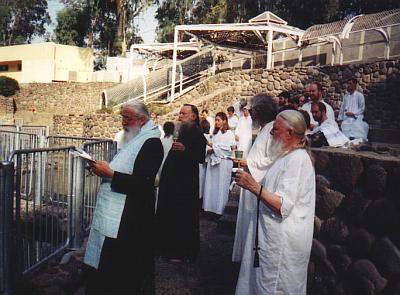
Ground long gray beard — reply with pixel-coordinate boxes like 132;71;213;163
269;137;286;161
120;126;140;148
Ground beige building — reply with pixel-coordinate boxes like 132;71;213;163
0;42;93;83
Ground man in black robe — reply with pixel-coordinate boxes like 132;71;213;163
84;101;163;294
156;104;207;262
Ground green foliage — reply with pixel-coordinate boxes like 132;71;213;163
0;76;20;97
191;0;227;24
155;0;400;42
0;0;51;46
155;0;195;42
54;7;89;46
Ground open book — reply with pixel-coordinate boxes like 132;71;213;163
70;147;95;163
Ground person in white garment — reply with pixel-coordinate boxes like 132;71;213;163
199;118;211;200
232;93;278;262
301;82;335;130
234;110;315;295
310;102;349;147
202;112;236;215
235;104;253;158
233;98;247;117
338;77;369;140
227;106;239;131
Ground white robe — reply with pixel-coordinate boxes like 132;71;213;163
228;114;239;131
338;90;369;139
313;119;349;147
235;116;253;158
232;122;274;262
301;99;335;128
202;130;235;214
235;149;315;295
199;134;212;199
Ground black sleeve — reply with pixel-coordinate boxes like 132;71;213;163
110;138;163;195
180;127;207;164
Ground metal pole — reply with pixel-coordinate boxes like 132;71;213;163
0;161;15;295
69;156;85;249
179;64;183;94
267;30;273;69
170;27;179;102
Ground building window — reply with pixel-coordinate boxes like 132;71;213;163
17;64;22;71
0;65;9;72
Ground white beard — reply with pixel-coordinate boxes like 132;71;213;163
119;125;140;148
269;137;286;161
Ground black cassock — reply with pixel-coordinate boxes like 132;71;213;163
86;138;163;295
156;123;206;261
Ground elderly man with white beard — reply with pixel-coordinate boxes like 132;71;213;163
84;101;163;295
232;93;278;262
234;110;315;295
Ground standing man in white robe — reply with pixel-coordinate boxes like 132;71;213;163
235;104;253;158
338;77;369;140
202;112;236;215
301;82;335;130
234;110;315;295
232;93;278;262
227;106;239;131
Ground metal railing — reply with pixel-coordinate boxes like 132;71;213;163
0;131;40;161
0;140;116;293
0;162;15;295
47;136;103;148
0;125;49;137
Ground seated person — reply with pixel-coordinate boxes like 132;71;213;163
309;102;349;147
338;78;369;140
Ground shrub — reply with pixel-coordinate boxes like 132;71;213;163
0;76;20;97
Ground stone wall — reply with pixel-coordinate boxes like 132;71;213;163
53;113;121;139
0;82;117;125
309;147;400;294
209;60;400;129
49;60;399;140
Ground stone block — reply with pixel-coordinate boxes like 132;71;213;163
371;237;400;279
346;228;375;258
343;259;387;295
320;217;350;244
330;153;364;194
363;198;399;236
327;245;352;275
362;164;387;199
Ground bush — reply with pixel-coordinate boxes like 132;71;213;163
0;76;20;97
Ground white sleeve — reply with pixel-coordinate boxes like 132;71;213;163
355;92;365;117
271;153;310;219
326;103;335;122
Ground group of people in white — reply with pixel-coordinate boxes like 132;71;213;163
108;77;369;294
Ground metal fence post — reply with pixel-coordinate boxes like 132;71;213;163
69;156;85;249
0;162;15;295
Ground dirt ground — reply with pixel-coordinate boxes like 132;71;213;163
155;210;240;295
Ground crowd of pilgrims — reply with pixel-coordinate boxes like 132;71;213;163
98;78;368;294
151;79;369;218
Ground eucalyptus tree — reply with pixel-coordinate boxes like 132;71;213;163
0;0;51;46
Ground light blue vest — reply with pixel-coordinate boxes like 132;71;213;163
84;120;160;268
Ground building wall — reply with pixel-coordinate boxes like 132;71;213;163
0;42;93;83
